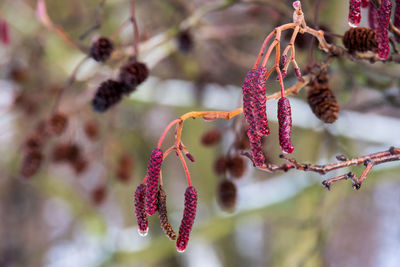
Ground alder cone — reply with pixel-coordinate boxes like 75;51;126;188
217;179;237;211
47;112;68;136
92;79;124;112
118;61;149;94
200;129;221;146
20;151;43;178
306;82;339;124
343;27;378;53
90;37;114;62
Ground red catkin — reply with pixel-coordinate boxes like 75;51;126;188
361;0;369;8
145;149;163;216
348;0;362;27
394;0;400;42
277;97;294;154
242;69;257;132
377;0;392;59
0;19;10;45
176;186;197;253
253;67;270;136
368;2;378;30
134;184;148;236
247;128;265;167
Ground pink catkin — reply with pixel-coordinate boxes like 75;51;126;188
348;0;362;27
361;0;369;8
277;97;294;154
368;2;378;30
253;67;270;136
377;0;392;59
242;69;257;131
247;129;265;167
134;184;148;236
394;0;400;42
176;186;197;252
145;148;163;215
242;69;267;167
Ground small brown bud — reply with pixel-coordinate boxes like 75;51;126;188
226;155;246;179
84;120;99;140
116;154;133;183
217;179;237;211
47;112;68;136
200;129;221;146
214;156;227;176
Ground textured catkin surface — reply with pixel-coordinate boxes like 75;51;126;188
145;149;163;216
348;0;362;27
377;0;392;59
343;27;378;53
157;185;176;240
134;184;148;234
394;0;400;42
277;97;294;154
176;186;197;252
253;67;270;136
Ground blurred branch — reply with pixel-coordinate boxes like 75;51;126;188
79;0;107;40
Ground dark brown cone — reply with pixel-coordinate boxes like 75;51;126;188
226;155;246;179
116;154;133;183
200;129;221;146
92;79;124;112
91;185;107;205
90;37;114;62
157;185;177;241
51;143;81;163
73;157;88;174
84;120;99;140
217;179;237;211
23;133;44;152
214;156;227;176
343;27;378;53
20;151;43;178
176;30;193;53
118;61;149;94
47;113;68;136
307;83;339;124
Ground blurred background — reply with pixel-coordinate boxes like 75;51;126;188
0;0;400;266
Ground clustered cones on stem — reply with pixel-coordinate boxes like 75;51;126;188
92;60;149;112
176;186;197;253
343;27;378;53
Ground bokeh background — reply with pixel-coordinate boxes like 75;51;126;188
0;0;400;266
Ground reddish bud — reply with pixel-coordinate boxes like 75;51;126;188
277;97;294;154
348;0;362;27
145;149;163;215
176;186;197;252
134;184;148;236
185;153;195;162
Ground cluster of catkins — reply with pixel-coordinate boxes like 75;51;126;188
134;148;198;252
242;67;294;167
347;0;400;59
89;37;149;112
